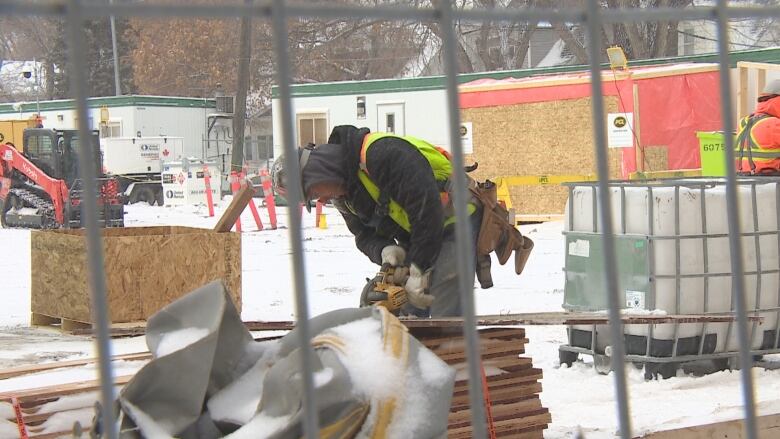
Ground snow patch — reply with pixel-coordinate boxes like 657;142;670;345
314;367;334;388
416;347;452;386
38;392;99;413
0;401;13;420
0;420;20;438
329;317;403;401
223;412;292;439
154;328;209;357
38;407;94;434
207;362;267;425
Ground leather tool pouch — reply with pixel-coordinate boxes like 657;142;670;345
470;180;534;289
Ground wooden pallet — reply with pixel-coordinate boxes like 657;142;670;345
30;312;148;337
1;326;548;438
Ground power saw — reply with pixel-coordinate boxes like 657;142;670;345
359;263;409;314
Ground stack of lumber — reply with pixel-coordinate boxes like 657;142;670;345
412;326;551;438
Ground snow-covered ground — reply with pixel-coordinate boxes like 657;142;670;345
1;200;779;438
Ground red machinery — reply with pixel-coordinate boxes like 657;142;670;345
0;129;124;228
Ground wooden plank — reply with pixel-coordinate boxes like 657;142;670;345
637;413;780;439
436;342;526;363
451;382;542;408
740;65;749;120
736;61;780;72
0;352;150;380
409;312;761;327
214;183;256;232
449;397;542;425
447;410;550;438
417;327;526;347
30;313;59;327
243;312;758;334
454;370;544;395
0;376;132;402
633;82;644;172
629;168;702;180
759;69;767;99
81;311;759;335
61;318;90;332
515;214;564;224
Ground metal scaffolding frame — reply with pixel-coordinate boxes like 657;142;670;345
0;0;771;438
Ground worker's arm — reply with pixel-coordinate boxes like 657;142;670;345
364;137;444;271
333;199;395;265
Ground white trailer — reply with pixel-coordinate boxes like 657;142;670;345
271;78;453;159
100;136;186;205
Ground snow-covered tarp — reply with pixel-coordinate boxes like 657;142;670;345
102;281;453;438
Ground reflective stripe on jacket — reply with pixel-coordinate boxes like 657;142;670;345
358;132;475;232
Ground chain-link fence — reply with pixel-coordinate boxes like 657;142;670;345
3;0;779;438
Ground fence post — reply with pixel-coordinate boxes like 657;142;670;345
260;169;278;229
203;165;215;218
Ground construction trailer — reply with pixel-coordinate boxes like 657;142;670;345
271;47;780;219
0;95;242;191
0;95;214;152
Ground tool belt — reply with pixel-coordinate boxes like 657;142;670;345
470;180;534;289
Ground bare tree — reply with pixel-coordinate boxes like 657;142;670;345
547;0;694;64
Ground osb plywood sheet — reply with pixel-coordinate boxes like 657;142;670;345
31;231;138;323
107;232;242;318
463;96;622;215
31;227;241;324
643;145;669;172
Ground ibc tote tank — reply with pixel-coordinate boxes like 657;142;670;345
563;178;780;360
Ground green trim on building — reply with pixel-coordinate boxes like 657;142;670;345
0;95;217;114
272;47;780;98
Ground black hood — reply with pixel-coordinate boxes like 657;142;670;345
301;143;348;196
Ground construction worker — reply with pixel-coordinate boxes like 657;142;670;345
272;125;485;317
736;79;780;175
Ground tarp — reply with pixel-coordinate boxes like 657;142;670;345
459;65;723;177
94;281;455;439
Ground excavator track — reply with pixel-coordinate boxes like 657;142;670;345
1;187;57;229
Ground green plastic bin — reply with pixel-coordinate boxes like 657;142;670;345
697;131;728;177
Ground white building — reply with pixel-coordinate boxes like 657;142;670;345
272;79;451;158
0;95;232;166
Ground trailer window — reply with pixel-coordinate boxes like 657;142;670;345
296;113;327;147
100;121;122;138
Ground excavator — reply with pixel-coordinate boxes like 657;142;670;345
0;128;124;229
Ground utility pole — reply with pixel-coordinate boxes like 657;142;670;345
109;0;121;95
231;0;253;173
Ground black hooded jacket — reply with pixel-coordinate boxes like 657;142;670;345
327;125;445;271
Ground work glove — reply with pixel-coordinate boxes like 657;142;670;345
404;264;434;310
381;245;406;267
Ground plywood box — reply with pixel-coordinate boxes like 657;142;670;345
31;226;241;324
